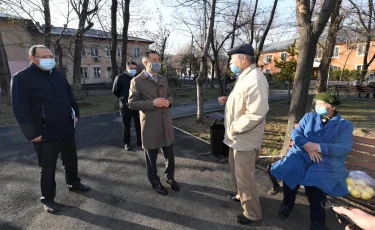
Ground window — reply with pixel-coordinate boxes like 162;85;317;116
356;64;364;71
357;44;365;56
281;52;287;61
265;69;271;74
134;47;141;58
117;47;122;57
315;48;322;59
93;67;101;78
330;65;339;71
81;47;86;57
265;54;272;63
91;47;99;57
107;67;112;78
80;67;88;79
332;46;340;58
105;47;110;57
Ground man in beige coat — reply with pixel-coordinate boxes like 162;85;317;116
218;43;269;225
128;50;179;196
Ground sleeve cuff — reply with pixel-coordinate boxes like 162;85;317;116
318;144;321;153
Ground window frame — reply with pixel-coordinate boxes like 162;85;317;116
315;48;322;59
93;67;102;78
281;52;287;61
91;46;99;57
332;46;340;58
356;44;365;56
117;47;122;57
265;54;272;64
355;64;364;71
80;67;88;79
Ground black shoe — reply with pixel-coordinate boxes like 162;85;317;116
152;184;168;195
124;144;130;151
278;203;291;218
311;221;324;230
235;214;253;225
42;200;59;214
166;179;180;191
228;193;240;203
68;183;91;192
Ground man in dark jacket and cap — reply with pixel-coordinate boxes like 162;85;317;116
12;45;90;214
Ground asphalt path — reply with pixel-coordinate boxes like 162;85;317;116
0;94;344;230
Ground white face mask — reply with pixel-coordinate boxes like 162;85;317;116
39;59;56;71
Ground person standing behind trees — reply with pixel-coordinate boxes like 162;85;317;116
218;43;269;225
112;61;142;151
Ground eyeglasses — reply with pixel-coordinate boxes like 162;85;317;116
34;55;55;59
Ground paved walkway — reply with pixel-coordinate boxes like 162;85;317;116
0;94;345;230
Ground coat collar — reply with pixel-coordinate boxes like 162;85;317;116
314;112;342;129
237;64;257;81
139;70;165;85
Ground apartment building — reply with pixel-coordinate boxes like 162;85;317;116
258;38;375;76
0;13;153;85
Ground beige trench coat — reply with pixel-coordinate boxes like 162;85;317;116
223;64;269;151
128;70;175;149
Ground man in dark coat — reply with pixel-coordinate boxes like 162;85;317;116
12;45;90;214
112;61;141;151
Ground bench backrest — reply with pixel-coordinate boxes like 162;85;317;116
345;136;375;179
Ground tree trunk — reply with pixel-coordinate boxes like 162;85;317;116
56;39;64;70
255;0;278;65
0;31;12;106
280;0;336;156
360;0;373;83
210;61;215;88
224;0;241;96
111;0;119;80
42;0;52;48
72;0;97;90
315;0;342;93
249;0;258;46
196;0;216;123
120;0;130;74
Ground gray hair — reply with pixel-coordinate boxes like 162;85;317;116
241;54;256;64
142;50;160;62
29;45;49;56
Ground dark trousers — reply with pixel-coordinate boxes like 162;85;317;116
283;182;327;225
121;108;141;145
144;144;175;185
33;135;80;203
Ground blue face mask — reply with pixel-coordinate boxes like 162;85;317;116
315;107;329;116
230;63;241;74
129;69;137;76
150;62;161;73
39;59;56;71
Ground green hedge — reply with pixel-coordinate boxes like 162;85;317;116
329;70;362;81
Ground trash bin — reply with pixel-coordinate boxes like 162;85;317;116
207;113;229;159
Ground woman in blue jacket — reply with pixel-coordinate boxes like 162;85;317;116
270;93;353;230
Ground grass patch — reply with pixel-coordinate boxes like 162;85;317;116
0;87;225;126
173;98;375;161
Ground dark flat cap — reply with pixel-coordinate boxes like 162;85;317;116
315;93;341;106
227;43;255;56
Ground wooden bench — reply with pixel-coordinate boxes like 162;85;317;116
266;124;375;211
